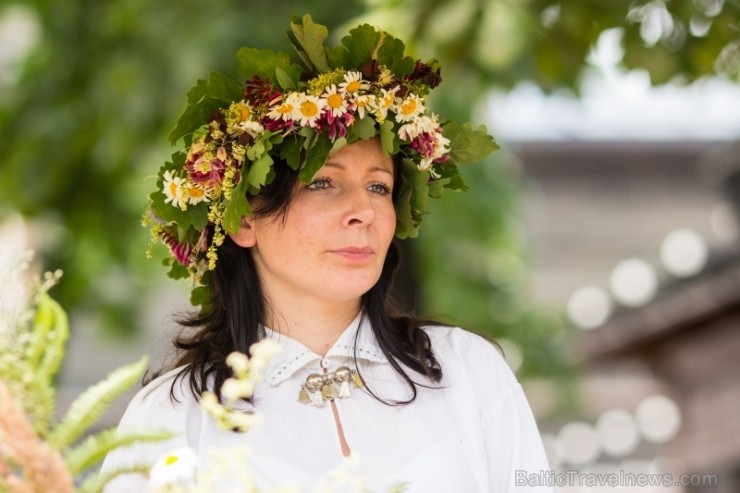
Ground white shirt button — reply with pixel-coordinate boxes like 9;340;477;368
320;358;330;369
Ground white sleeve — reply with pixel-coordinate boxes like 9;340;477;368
98;375;195;493
483;383;555;492
446;329;555;492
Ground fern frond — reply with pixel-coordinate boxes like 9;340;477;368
16;291;70;433
65;427;175;475
26;291;56;369
36;293;70;389
77;464;152;493
49;356;148;449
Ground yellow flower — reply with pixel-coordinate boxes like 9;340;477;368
372;87;398;122
377;66;395;86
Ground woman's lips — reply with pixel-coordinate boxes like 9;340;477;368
331;247;374;261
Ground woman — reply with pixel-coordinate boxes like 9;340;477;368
101;15;553;493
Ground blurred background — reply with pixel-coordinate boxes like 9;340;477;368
1;0;740;491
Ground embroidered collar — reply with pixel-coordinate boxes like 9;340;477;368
261;312;385;387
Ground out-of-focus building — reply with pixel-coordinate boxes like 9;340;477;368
514;138;740;493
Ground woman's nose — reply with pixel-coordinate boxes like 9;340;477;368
343;186;376;227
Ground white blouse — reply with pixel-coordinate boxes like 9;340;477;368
100;314;554;492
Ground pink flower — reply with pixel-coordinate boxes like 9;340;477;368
185;150;226;189
161;230;192;267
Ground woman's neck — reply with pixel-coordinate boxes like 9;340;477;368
264;296;361;356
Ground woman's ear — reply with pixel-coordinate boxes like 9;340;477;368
229;216;257;248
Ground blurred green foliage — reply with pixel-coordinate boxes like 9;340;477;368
360;0;739;90
0;0;364;336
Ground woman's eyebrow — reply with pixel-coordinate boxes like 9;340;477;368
324;161;394;177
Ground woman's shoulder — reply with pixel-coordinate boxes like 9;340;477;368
117;366;200;432
421;324;520;392
421;324;501;359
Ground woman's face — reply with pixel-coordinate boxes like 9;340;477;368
244;138;396;307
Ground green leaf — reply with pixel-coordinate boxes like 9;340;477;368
279;135;303;169
65;427;175;475
205;72;243;101
149;191;208;231
191;285;210;307
327;44;347;69
394;172;416;239
404;158;429;212
340;24;380;68
299;132;332;182
376;33;415;77
442;122;499;165
428;177;451;198
353;116;378;141
446;173;468;191
166;260;190;280
168;98;223;144
275;67;296;90
186;79;208;104
49;356;148;449
237;47;302;85
223;163;252;234
379;120;397;155
168;72;241;144
246;152;273;189
289;14;331;73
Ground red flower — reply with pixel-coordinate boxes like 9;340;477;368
245;76;282;108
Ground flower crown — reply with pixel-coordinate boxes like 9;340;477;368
145;15;498;305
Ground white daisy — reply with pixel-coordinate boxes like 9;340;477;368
352;94;376;119
393;93;425;122
322;84;349;118
185;185;210;206
339;71;370;95
236;120;265;137
266;93;301;122
398;121;424;141
162;170;186;209
294;93;325;127
149;448;198;490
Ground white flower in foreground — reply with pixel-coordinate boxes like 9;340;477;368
225;352;250;376
250;338;282;360
150;447;198;492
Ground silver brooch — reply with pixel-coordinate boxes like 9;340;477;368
298;366;364;407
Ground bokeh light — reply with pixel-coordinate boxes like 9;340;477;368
567;286;612;330
595;408;640;457
636;394;682;443
558;421;600;465
660;228;708;278
609;258;658;307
